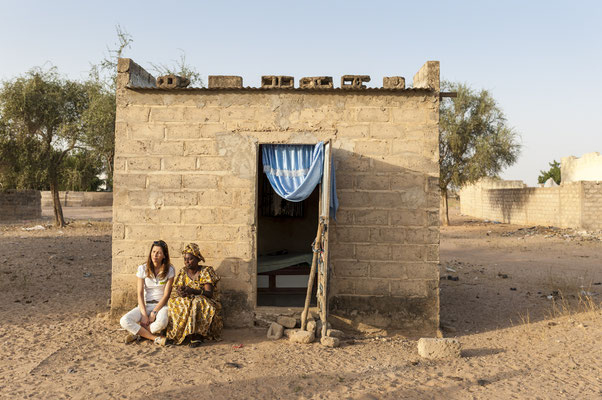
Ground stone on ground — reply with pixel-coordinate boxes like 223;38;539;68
326;329;345;338
315;320;331;338
289;330;315;344
417;338;462;359
277;316;297;329
306;320;317;334
283;329;298;338
320;336;340;347
267;322;284;340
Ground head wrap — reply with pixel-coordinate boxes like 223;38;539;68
182;243;204;262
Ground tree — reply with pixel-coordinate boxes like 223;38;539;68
0;67;89;227
59;150;103;191
81;79;117;189
0;120;48;190
83;25;133;190
89;24;133;92
439;82;521;225
149;51;204;87
537;160;561;185
86;26;202;189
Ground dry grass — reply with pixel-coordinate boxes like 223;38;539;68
546;289;601;320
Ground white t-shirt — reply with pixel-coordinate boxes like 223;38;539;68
136;264;175;303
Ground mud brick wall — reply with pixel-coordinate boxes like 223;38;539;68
460;180;602;230
0;190;41;221
581;181;602;230
41;191;113;208
111;59;441;334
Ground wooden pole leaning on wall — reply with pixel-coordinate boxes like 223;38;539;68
300;221;324;331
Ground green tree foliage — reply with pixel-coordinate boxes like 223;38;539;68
439;82;521;225
537;160;561;185
81;79;116;189
0;120;48;189
83;25;133;190
0;67;90;226
59;150;103;191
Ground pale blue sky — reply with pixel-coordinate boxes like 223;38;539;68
1;0;601;185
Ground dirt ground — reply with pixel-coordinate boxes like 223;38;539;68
0;206;600;399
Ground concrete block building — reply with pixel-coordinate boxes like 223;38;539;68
111;58;441;335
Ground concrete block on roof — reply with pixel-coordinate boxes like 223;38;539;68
261;75;294;89
341;75;370;89
412;61;440;91
117;58;156;88
383;76;405;89
156;74;190;89
208;75;243;88
299;76;334;89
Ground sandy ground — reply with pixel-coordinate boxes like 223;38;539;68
0;206;600;399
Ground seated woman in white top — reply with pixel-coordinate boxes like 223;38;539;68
120;240;175;345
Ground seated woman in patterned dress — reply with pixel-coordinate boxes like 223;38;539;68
167;243;223;346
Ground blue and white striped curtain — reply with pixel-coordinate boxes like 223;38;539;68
262;142;338;219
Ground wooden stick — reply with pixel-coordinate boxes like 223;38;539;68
300;221;324;330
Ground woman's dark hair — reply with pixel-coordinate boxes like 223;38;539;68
145;240;170;279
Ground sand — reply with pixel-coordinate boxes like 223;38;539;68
0;207;600;399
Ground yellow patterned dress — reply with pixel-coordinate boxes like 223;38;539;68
166;266;223;344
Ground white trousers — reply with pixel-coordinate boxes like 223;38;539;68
120;304;168;335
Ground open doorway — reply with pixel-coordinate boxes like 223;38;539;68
256;144;319;307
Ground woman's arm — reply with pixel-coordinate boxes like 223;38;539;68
149;277;174;323
137;277;149;326
202;283;214;299
182;283;214;299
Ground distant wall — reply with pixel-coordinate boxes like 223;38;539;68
561;152;602;183
0;190;41;221
460;179;602;230
41;191;113;208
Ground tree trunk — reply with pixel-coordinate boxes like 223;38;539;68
441;189;450;226
50;179;66;227
106;154;114;191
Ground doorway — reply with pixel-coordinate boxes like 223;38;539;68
256;144;319;307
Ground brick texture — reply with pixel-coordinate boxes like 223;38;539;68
460;179;602;230
112;59;440;333
0;190;41;221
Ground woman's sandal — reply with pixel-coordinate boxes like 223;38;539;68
154;336;166;346
124;334;140;344
189;338;204;348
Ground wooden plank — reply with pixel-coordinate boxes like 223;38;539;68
318;141;332;338
300;221;324;330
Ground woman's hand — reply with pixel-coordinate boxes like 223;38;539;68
140;314;150;327
177;285;190;297
148;311;157;323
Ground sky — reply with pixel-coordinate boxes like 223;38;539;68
1;0;601;186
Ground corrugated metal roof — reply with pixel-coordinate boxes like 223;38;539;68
126;85;435;93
